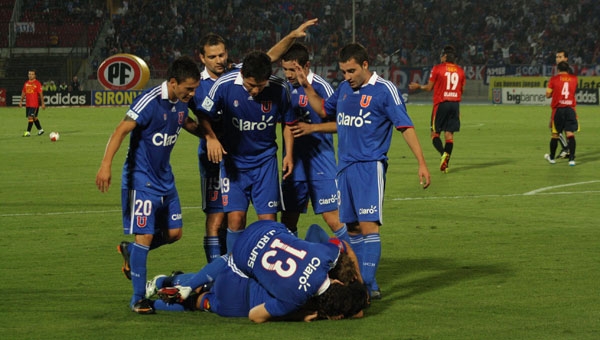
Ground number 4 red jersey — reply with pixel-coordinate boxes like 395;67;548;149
548;73;577;109
430;62;465;105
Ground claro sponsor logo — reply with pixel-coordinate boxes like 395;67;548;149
152;127;182;147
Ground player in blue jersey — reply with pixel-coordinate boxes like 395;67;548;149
198;51;295;253
144;222;367;321
279;43;350;244
294;43;431;299
96;56;202;314
188;19;319;263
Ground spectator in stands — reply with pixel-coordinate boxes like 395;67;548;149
70;76;81;92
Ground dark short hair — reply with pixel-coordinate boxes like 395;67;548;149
167;56;200;83
311;280;369;319
556;49;568;58
281;42;310;66
339;43;369;65
241;51;272;82
442;45;457;63
199;33;227;55
557;61;570;73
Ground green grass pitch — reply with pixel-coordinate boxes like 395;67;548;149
1;104;598;339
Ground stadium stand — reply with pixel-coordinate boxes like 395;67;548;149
2;0;599;89
99;0;599;75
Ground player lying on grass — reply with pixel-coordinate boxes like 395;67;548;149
144;222;368;322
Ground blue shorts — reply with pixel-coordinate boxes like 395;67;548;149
199;150;224;214
220;156;280;215
281;179;338;214
121;189;183;235
337;161;386;225
203;268;250;317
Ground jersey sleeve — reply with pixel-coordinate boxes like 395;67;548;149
324;88;339;120
381;83;413;129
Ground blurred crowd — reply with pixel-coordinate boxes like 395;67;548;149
93;0;600;69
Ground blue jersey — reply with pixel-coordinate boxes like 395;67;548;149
203;257;301;317
231;220;341;307
324;72;414;170
286;71;337;181
199;69;294;169
189;67;225;156
121;81;189;195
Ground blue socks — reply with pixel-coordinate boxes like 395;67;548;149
226;228;243;254
179;255;227;289
333;224;351;245
129;242;149;307
362;233;381;291
204;236;221;263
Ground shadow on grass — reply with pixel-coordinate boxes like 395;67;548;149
446;159;512;173
368;257;512;315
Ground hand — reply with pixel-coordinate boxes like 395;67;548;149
408;82;421;90
293;62;309;87
303;312;318;322
418;165;431;189
282;155;293;180
95;166;111;192
291;18;318;39
206;137;227;163
289;122;314;138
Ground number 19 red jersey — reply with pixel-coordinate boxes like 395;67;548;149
430;62;465;105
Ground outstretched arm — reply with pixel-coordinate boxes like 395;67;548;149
267;18;319;62
408;80;433;92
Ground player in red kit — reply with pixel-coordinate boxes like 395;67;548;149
410;45;465;173
544;61;579;166
19;69;45;137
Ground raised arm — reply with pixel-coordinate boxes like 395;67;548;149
267;18;318;62
294;63;328;118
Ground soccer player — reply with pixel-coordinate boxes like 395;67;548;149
95;56;203;314
544;61;578;166
198;51;295;253
554;50;572;159
188;19;319;263
409;45;465;173
294;42;431;299
279;42;349;243
19;69;45;137
144;222;368;321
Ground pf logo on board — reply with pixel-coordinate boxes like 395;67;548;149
97;54;150;90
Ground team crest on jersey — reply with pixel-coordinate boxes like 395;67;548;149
360;95;372;108
136;216;147;228
163;113;167;120
178;111;184;124
233;100;239;108
261;101;272;113
298;95;308;107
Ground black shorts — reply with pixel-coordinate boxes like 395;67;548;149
551;107;578;133
431;101;460;133
25;107;39;118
